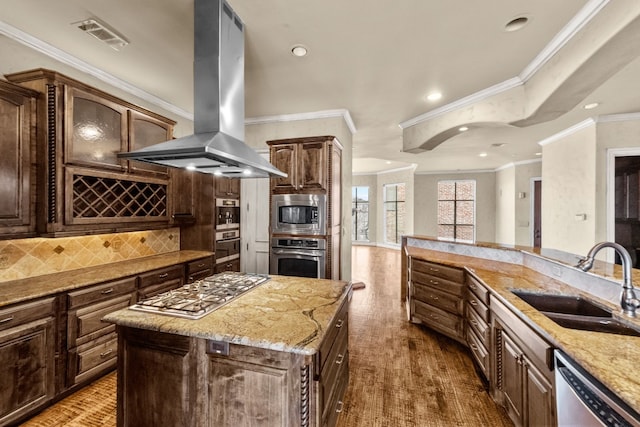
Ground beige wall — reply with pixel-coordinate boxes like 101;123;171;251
245;117;353;281
352;174;378;243
541;126;597;255
414;172;496;242
495;167;516;245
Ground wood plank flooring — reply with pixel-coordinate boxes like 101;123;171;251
22;245;511;427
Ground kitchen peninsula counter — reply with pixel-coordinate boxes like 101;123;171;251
0;250;214;308
403;235;640;416
104;276;352;427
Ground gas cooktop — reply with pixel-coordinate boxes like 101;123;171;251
130;272;270;319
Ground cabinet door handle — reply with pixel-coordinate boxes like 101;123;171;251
430;295;439;301
429;280;439;285
429;267;439;272
158;273;169;279
100;349;114;358
470;319;478;326
101;288;114;295
469;300;478;306
197;263;205;268
336;354;345;365
335;401;344;413
335;319;344;328
470;343;478;351
469;283;477;290
0;316;14;324
429;314;439;320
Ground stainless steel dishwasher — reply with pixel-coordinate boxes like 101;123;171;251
555;350;640;426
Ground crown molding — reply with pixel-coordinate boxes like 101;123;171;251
245;109;357;134
0;20;194;120
596;112;640;123
353;164;417;176
538;118;596;146
414;168;495;176
400;0;609;130
494;158;542;172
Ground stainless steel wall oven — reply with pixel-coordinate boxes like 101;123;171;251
216;198;240;230
271;194;326;235
270;237;326;278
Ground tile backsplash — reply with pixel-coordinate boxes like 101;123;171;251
0;228;180;282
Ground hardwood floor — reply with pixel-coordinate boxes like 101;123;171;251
22;245;511;426
337;245;511;427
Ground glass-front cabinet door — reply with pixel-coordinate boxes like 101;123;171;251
65;87;127;169
128;110;172;176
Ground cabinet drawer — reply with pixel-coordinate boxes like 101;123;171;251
467;305;490;347
467;327;489;378
413;300;464;340
320;329;348;411
70;332;117;385
138;278;183;300
67;277;136;309
467;275;490;305
411;259;464;284
68;293;134;348
316;298;349;376
138;265;184;288
0;297;55;332
412;270;464;296
467;292;489;322
414;283;464;315
187;257;214;283
214;258;240;274
322;354;349;427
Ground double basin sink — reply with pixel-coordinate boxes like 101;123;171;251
511;290;640;337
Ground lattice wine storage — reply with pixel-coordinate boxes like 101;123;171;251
66;168;168;224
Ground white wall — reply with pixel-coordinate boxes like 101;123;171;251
514;161;542;246
541;125;597;255
413;171;496;243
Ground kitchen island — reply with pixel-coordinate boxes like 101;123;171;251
103;275;351;427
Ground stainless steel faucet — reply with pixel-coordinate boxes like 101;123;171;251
575;242;640;317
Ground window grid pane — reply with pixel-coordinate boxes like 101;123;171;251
437;180;475;241
352;186;370;241
384;183;405;244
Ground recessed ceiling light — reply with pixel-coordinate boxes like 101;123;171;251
291;45;308;57
583;102;600;110
479;152;488;157
535;152;542;156
458;126;469;132
386;161;392;164
426;92;442;102
504;16;529;32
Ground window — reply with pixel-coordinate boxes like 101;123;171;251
352;186;370;241
437;180;475;242
384;183;405;244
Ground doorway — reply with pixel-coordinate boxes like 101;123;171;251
531;178;542;248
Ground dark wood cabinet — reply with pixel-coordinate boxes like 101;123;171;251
5;69;176;237
66;278;136;387
492;296;555;427
407;258;466;343
215;176;240;198
0;298;56;426
0;81;38;239
186;256;215;283
137;264;184;300
268;137;329;194
465;274;491;379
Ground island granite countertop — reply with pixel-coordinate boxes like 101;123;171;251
103;275;352;356
0;250;214;308
405;243;640;416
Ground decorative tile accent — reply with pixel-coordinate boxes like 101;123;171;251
0;228;181;282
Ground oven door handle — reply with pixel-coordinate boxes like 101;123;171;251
271;249;324;257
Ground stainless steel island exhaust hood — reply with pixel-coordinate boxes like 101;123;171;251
118;0;286;178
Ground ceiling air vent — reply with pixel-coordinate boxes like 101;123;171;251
74;18;129;51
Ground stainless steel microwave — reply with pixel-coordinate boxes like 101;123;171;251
271;194;326;235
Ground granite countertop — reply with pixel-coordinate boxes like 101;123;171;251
103;275;352;356
0;250;214;308
405;245;640;415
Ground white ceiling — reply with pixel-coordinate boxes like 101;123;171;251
1;0;639;174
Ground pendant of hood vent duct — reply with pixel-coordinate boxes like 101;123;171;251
117;0;286;179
